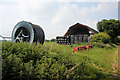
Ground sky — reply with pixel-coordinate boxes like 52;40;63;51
0;0;119;40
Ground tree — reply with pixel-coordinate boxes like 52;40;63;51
51;39;56;42
97;19;120;43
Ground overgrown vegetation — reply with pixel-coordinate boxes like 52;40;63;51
97;19;120;43
2;41;117;79
90;32;111;44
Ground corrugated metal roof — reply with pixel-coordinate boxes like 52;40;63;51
64;23;98;36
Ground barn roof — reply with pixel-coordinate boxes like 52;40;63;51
64;23;98;36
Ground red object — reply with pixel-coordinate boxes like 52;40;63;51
72;45;93;53
72;47;79;53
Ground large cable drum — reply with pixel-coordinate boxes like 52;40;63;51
11;21;45;44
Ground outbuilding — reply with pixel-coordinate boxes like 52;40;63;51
56;23;98;44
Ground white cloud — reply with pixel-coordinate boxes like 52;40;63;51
17;0;49;14
0;2;23;37
91;2;118;14
52;2;118;27
76;0;119;2
84;19;98;30
79;2;118;16
52;3;80;25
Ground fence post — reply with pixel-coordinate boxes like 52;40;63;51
118;46;120;77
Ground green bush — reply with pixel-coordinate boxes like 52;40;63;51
1;42;116;79
90;32;111;44
2;42;68;79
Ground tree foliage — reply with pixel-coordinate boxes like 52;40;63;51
90;32;111;44
97;19;120;40
51;39;56;42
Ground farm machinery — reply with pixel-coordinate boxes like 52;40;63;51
72;45;93;53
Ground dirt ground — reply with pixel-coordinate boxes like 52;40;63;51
111;46;120;79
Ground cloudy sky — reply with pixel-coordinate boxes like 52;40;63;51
0;0;119;40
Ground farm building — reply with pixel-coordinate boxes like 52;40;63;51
56;23;98;45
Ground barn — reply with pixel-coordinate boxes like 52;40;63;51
56;23;98;44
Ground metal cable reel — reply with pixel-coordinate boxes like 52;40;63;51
11;21;45;44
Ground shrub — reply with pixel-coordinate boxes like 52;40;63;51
2;42;68;79
2;41;116;79
90;32;111;44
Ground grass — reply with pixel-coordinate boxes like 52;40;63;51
44;42;117;76
2;41;118;79
79;48;116;74
48;42;117;74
